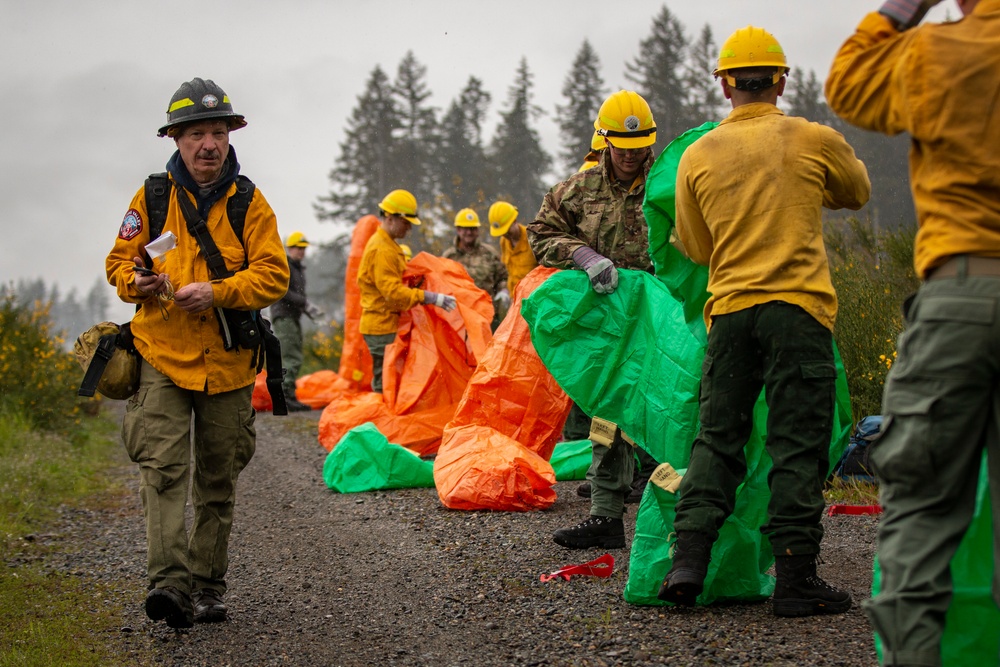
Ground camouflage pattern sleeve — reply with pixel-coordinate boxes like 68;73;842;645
527;176;589;269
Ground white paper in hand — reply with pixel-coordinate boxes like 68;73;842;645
145;231;177;261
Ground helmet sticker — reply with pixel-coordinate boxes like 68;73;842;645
201;94;219;109
624;115;640;132
119;208;143;240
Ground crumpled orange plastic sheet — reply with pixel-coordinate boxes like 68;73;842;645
434;266;573;511
316;251;493;456
252;215;381;413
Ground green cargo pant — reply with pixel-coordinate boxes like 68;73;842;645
865;274;1000;667
588;418;660;519
673;302;834;556
363;333;397;394
272;316;303;399
122;360;256;595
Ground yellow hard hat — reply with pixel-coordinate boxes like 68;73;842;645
399;243;412;262
595;90;656;150
378;189;422;225
715;26;789;87
590;128;606;152
286;231;309;248
488;201;518;237
454;208;481;228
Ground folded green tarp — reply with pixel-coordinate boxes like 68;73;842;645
323;422;435;492
550;439;592;481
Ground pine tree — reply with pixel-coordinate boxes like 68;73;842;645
489;58;552;215
682;24;726;128
625;5;690;151
315;65;402;225
785;69;834;125
556;39;606;174
392;51;439;209
435;77;494;216
84;276;109;323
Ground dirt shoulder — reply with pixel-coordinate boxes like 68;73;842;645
66;408;878;667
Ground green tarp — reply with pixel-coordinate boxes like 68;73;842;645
323;423;435;492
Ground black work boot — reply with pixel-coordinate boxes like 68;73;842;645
145;586;194;629
552;515;625;549
658;531;713;606
575;481;592;498
193;588;228;623
772;554;852;617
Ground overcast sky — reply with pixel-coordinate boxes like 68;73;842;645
1;0;952;324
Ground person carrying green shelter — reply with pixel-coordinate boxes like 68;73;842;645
828;0;1000;663
659;26;871;616
528;89;661;550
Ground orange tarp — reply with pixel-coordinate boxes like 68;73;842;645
316;252;493;456
434;267;573;511
337;214;381;392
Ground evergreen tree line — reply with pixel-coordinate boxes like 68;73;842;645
314;3;913;257
1;277;110;348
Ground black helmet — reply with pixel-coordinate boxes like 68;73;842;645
157;77;247;137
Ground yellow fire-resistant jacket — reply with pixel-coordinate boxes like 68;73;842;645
675;103;870;332
357;226;425;336
106;177;289;394
825;3;1000;278
499;226;537;295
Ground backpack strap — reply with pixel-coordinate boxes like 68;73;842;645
143;172;255;251
143;173;172;266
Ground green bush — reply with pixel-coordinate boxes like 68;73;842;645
826;217;919;420
0;296;83;434
302;318;345;375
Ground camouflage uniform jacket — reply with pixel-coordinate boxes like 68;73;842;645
528;150;653;272
442;238;507;297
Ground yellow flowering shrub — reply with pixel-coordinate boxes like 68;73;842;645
0;296;83;433
826;217;919;420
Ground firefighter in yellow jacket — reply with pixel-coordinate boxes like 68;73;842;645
488;201;537;299
358;189;457;393
827;0;1000;663
106;78;289;628
660;27;871;616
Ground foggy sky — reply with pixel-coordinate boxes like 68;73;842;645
0;0;951;324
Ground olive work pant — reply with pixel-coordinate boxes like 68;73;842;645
272;316;303;399
864;274;1000;667
673;302;834;556
588;424;660;519
362;333;397;394
122;360;256;596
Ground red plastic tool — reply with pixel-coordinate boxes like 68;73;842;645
540;553;615;582
828;504;882;516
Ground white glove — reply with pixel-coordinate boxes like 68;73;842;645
494;288;511;308
305;303;325;320
424;291;457;312
572;246;618;295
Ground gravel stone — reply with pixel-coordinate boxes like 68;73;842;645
41;408;880;666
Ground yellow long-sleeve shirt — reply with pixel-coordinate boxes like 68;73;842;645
106;178;289;394
357;226;425;335
825;3;1000;278
675;103;870;331
499;226;537;295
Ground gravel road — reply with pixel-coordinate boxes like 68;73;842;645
52;407;879;667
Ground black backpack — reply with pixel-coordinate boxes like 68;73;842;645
144;172;254;252
831;415;883;482
143;172;288;415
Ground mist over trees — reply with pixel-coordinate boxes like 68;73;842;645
21;3;913;333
